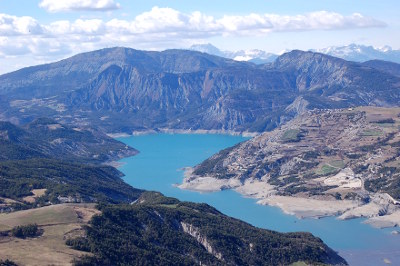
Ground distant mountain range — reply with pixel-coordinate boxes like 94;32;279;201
315;44;400;64
1;47;400;134
190;43;278;64
190;43;400;64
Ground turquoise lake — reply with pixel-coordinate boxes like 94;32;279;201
118;133;400;266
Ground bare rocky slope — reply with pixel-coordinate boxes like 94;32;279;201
181;107;400;228
1;48;400;133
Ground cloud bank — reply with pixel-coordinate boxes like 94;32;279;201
0;7;386;73
2;7;384;37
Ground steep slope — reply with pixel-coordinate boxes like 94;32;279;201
1;48;400;133
70;192;347;266
362;60;400;77
0;118;136;162
0;120;142;209
0;48;249;99
0;158;142;205
66;65;297;132
273;51;400;108
181;107;400;227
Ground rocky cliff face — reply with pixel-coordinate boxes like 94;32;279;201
273;51;400;107
180;222;223;260
1;48;400;133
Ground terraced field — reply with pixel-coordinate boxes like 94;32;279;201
182;107;400;226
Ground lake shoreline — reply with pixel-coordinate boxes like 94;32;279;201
118;133;400;266
179;168;400;229
109;128;259;138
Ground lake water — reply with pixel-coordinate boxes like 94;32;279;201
118;133;400;266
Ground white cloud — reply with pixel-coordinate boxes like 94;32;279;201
103;8;385;37
0;14;43;36
0;8;387;74
39;0;121;12
218;14;273;33
48;19;106;35
0;37;31;55
104;7;222;36
0;8;386;40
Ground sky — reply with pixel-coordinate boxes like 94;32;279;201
0;0;399;74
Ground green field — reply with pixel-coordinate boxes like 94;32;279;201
281;129;302;142
329;160;345;169
360;129;383;136
317;164;339;176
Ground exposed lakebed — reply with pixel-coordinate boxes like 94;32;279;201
118;133;400;266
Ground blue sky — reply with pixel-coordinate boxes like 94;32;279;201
0;0;399;73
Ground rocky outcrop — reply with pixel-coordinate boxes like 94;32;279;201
180;222;223;261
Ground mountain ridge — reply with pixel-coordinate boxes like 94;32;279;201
68;192;347;266
1;47;400;134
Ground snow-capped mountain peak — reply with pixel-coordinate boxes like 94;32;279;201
189;43;277;64
189;43;400;64
314;44;400;63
